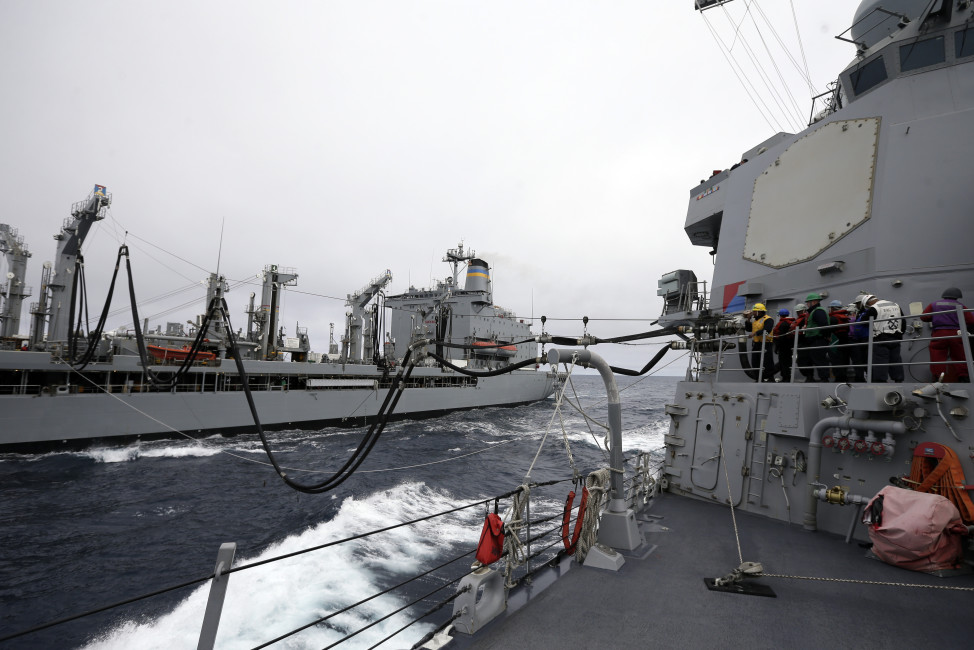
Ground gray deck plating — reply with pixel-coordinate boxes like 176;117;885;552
462;493;973;649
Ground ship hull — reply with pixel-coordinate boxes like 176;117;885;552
0;351;556;451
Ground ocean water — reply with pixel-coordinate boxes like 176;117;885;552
0;374;678;649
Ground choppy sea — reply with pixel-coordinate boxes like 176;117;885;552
0;374;678;649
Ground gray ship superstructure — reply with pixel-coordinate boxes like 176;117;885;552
433;1;974;646
0;196;555;450
654;0;974;541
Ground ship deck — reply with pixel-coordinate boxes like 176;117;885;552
456;492;973;649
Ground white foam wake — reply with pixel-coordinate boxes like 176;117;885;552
82;482;480;650
80;444;222;463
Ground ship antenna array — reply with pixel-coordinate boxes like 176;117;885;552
215;216;225;278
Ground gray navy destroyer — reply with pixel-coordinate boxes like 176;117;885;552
437;0;974;646
0;192;556;450
4;1;974;648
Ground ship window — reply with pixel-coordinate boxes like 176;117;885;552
956;27;974;59
899;36;944;72
849;56;887;95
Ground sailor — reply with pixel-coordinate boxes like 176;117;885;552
849;294;871;382
920;287;974;382
801;293;831;382
744;303;775;382
772;308;795;381
792;303;814;381
861;294;906;382
827;299;853;382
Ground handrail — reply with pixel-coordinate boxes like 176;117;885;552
689;306;974;383
1;472;612;647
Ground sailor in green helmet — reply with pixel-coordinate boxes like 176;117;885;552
800;292;831;382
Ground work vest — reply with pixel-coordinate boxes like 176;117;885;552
752;315;773;343
773;317;794;339
871;300;903;336
829;309;851;342
851;312;869;340
926;299;965;331
804;305;828;338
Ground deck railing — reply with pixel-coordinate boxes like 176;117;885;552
703;305;973;384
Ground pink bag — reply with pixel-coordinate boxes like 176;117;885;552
863;486;968;572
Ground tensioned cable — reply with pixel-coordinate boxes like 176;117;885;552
720;1;802;130
251;548;477;649
701;10;780;133
2;489;539;644
0;572;214;643
746;2;806;127
121;229;213;275
107;281;201;319
754;0;815;96
788;1;815;95
710;1;787;130
322;572;469;650
364;586;465;650
356;438;519;473
566;375;611;460
727;0;754;52
524;357;578;482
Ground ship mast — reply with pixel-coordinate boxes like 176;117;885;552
46;186;111;345
0;224;32;339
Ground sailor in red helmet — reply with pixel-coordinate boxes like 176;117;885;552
920;287;974;382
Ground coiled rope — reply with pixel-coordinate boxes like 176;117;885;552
574;468;611;562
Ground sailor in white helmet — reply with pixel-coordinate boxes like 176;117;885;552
860;294;906;382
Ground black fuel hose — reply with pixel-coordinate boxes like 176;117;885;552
608;345;672;377
426;351;543;377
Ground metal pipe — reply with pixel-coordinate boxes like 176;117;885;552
547;348;626;511
957;305;974;383
804;415;906;531
866;319;875;383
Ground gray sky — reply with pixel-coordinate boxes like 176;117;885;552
0;1;856;371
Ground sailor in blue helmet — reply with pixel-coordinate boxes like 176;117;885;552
920;287;974;382
800;293;831;382
849;294;871;381
772;308;795;381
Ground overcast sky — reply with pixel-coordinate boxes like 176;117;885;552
0;1;857;372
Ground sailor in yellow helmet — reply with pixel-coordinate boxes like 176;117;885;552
744;303;775;382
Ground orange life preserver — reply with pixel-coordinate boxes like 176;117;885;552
562;487;589;554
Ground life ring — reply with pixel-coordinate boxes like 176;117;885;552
562;486;589;554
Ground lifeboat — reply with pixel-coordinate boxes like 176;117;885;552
147;344;216;362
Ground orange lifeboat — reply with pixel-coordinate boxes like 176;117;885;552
147;344;216;362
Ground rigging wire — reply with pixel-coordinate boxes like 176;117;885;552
745;2;806;127
719;2;802;131
700;10;781;133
